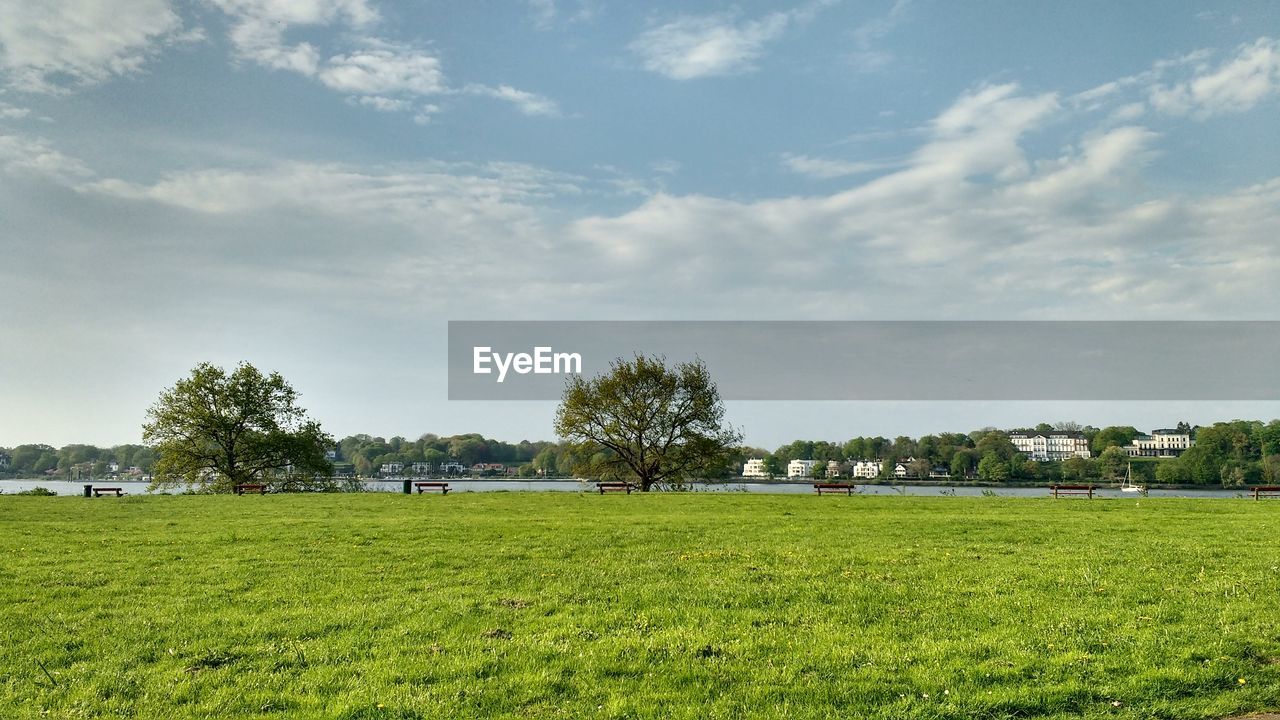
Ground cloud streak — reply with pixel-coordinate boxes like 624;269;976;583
0;0;194;92
630;3;830;80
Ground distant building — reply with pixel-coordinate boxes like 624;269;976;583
380;462;405;475
1009;431;1092;461
0;452;9;469
1125;429;1194;457
827;460;843;478
472;463;507;475
850;460;882;479
439;460;467;474
742;458;769;478
325;449;338;461
107;462;120;473
410;462;432;474
787;459;817;478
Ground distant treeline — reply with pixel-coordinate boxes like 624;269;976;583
5;420;1280;486
746;420;1280;486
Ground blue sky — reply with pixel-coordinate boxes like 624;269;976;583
2;0;1280;448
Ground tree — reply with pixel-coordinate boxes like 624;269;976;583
1098;446;1129;481
977;452;1010;481
143;362;334;492
553;355;742;492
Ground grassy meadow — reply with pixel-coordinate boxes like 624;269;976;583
2;492;1279;719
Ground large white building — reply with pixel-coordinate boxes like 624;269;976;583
1126;429;1194;457
1009;431;1092;461
742;458;769;478
850;460;882;478
787;459;818;478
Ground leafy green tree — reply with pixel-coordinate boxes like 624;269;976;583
811;463;827;480
554;355;742;491
1061;456;1095;481
763;455;782;478
143;362;334;492
1098;446;1129;481
1157;458;1192;481
1092;426;1139;454
977;452;1010;481
974;432;1017;461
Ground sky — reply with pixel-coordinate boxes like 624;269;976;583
2;0;1280;449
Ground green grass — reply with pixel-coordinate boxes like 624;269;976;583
2;493;1279;719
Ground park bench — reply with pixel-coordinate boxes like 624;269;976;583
597;482;636;494
1050;484;1095;499
92;487;123;497
414;482;450;494
1251;485;1280;500
234;484;266;495
813;483;856;495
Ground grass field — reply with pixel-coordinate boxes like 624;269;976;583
2;493;1279;719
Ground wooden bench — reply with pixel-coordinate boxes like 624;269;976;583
1252;485;1280;500
414;482;450;495
234;484;266;495
597;482;636;494
1050;484;1095;499
91;487;123;497
813;483;856;495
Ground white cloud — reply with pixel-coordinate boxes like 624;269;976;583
0;133;91;179
1149;37;1280;118
205;1;559;121
0;0;189;92
209;0;376;74
850;0;910;73
565;83;1280;318
83;159;586;216
320;47;446;95
463;84;560;116
781;153;897;179
351;95;412;112
0;101;30;119
630;9;801;80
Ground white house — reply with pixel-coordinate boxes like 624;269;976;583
1125;429;1193;457
787;459;818;478
742;458;769;478
380;462;405;475
439;460;467;474
826;460;843;478
850;460;881;479
1009;431;1092;461
0;452;9;469
410;462;432;474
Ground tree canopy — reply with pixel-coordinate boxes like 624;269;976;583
143;362;334;492
553;355;742;491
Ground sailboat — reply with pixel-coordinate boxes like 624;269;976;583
1120;462;1145;493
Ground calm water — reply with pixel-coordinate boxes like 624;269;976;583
0;478;1256;499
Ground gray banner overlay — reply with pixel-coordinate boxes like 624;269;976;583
448;321;1280;401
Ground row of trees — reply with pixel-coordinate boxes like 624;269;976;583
0;443;156;478
335;433;565;478
7;360;1278;492
736;420;1280;486
11;421;1277;488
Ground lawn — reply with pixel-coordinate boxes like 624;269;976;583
1;492;1278;719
